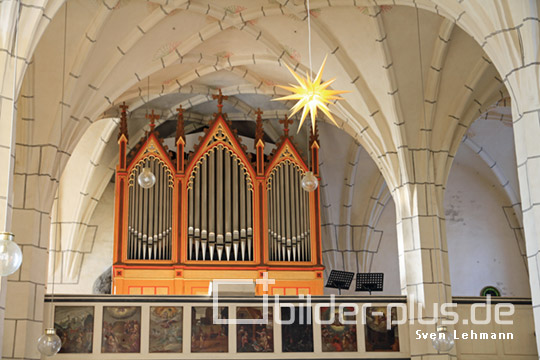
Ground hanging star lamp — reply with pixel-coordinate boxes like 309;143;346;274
273;0;348;133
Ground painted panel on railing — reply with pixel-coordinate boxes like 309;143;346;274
149;306;183;352
365;307;400;352
320;306;358;352
237;307;274;352
102;306;141;353
191;306;229;352
54;306;94;353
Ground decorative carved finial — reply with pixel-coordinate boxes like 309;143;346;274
146;109;160;132
176;106;185;143
212;89;228;113
118;102;129;141
279;114;294;137
255;108;264;143
310;121;319;145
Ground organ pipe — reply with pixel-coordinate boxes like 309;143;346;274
232;157;239;260
208;151;215;260
217;146;224;261
225;154;232;261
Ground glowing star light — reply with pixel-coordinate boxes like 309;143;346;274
273;55;348;132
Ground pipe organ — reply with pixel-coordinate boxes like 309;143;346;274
113;95;324;296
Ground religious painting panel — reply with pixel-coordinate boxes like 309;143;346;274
54;306;94;353
320;306;358;352
281;306;313;352
102;306;141;353
149;306;183;352
191;306;228;352
236;307;273;352
364;306;400;352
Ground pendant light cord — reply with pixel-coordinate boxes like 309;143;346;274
50;2;68;327
306;0;313;168
306;127;310;170
306;0;313;78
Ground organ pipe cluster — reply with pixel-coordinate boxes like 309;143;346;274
127;157;174;260
267;161;311;261
187;145;254;261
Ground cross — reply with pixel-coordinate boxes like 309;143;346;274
146;109;160;131
255;108;263;120
279;114;294;136
255;108;264;143
118;102;129;140
119;102;128;114
176;106;185;141
212;89;228;113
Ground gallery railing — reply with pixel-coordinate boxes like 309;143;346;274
43;295;536;359
44;295;409;358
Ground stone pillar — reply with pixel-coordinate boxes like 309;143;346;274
2;61;54;360
507;64;540;356
0;1;24;357
392;151;454;360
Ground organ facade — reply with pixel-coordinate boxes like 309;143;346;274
112;94;324;295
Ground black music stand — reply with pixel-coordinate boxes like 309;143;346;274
355;273;384;294
325;270;354;295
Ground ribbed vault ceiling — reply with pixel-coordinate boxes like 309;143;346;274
31;0;506;189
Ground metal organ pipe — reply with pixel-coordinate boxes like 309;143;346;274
137;167;142;259
232;157;239;260
188;169;194;260
272;172;278;261
159;162;164;260
290;164;298;261
246;181;252;260
199;161;206;260
208;151;215;260
279;165;286;261
216;147;224;261
150;158;155;259
267;179;274;257
239;163;246;261
224;153;232;261
298;168;305;261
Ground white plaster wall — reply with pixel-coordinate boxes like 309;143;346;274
317;122;401;295
369;197;400;294
446;144;530;297
52;183;115;294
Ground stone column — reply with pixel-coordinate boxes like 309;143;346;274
507;64;540;356
2;61;55;360
392;150;454;360
0;1;24;357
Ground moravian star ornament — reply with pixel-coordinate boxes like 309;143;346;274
273;55;349;133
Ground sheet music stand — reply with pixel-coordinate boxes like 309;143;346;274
325;270;355;295
355;273;384;294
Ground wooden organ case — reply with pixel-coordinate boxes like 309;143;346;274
113;98;324;295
